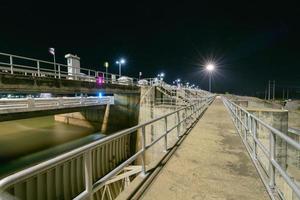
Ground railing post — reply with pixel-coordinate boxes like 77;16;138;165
195;101;198;117
269;132;276;189
141;126;146;175
58;97;63;108
193;104;196;120
244;112;247;141
239;109;242;131
10;55;13;74
27;97;35;109
252;117;257;160
58;65;61;79
80;96;84;105
184;107;187;130
246;113;250;142
176;111;180;139
54;63;57;78
234;107;238;125
164;116;168;152
84;150;93;199
37;61;40;77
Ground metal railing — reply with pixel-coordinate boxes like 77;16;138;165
0;52;140;85
0;52;213;95
222;97;300;200
0;96;114;114
0;95;214;199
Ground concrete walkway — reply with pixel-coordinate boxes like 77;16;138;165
141;98;270;200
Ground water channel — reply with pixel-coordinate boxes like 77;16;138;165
0;115;106;178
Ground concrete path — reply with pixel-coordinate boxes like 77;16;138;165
141;97;270;200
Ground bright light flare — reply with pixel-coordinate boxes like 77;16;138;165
116;58;126;64
206;63;215;71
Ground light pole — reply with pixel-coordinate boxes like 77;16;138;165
116;58;125;76
205;63;215;92
157;72;165;81
174;78;181;86
49;47;56;77
104;62;109;81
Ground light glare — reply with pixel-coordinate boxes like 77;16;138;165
206;64;215;71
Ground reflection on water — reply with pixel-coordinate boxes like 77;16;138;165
0;116;105;177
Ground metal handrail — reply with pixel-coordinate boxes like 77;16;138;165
0;52;139;85
0;95;215;199
0;96;114;113
222;97;300;199
0;52;212;96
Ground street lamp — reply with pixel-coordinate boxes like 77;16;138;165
104;61;109;80
205;63;215;92
157;72;165;81
174;78;181;86
116;58;126;76
186;82;190;88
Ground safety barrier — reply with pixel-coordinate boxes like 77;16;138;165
0;96;114;114
222;97;300;200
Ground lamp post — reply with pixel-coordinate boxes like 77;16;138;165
104;62;109;81
205;63;215;92
174;78;181;86
157;72;165;81
116;58;125;76
48;48;56;77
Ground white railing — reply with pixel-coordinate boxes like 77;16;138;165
0;52;139;85
222;97;300;200
0;96;114;114
0;52;213;96
0;95;215;199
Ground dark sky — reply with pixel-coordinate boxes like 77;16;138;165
0;1;299;97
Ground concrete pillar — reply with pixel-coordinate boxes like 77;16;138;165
247;108;295;200
65;54;80;80
137;86;183;166
54;94;140;135
101;104;110;134
247;108;288;169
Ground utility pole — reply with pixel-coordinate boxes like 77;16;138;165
268;80;271;100
282;88;285;100
287;89;289;99
273;80;275;101
265;86;267;100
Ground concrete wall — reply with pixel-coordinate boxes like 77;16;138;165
246;108;300;200
247;108;288;169
136;86;187;165
0;73;140;94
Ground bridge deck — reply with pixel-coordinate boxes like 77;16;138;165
141;98;270;200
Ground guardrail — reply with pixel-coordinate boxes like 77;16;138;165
0;52;213;94
0;95;215;199
0;52;140;85
222;97;300;200
0;96;114;114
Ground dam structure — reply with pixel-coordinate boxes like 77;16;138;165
0;52;299;200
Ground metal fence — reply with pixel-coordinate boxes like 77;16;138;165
0;96;114;114
0;95;215;199
222;97;300;200
0;52;140;85
0;52;214;93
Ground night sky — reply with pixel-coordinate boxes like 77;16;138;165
0;1;299;97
